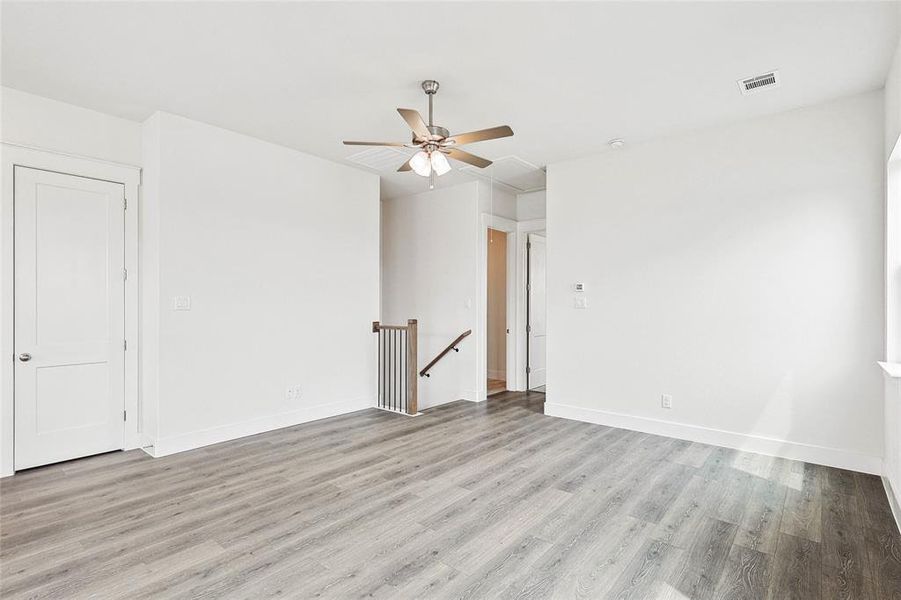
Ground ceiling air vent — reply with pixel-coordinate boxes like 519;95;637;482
737;70;780;96
459;156;546;193
345;146;412;172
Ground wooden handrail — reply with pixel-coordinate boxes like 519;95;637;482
419;330;472;378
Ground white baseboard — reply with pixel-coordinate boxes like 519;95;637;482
883;473;901;534
459;388;485;403
147;396;372;458
545;402;882;475
419;390;483;411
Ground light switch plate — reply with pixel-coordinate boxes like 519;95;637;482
173;296;191;311
574;283;586;292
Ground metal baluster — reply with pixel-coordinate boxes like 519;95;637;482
377;329;381;408
392;330;397;411
401;330;406;413
391;329;397;410
391;329;395;411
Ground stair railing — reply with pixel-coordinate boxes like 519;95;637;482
419;330;472;378
372;320;418;415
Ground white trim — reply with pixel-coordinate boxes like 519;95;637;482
0;141;141;171
459;388;483;403
516;219;546;392
373;405;421;418
477;213;519;402
546;401;883;475
1;143;141;477
879;361;901;378
145;397;373;457
883;475;901;534
476;215;546;398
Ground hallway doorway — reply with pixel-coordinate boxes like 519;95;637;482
487;227;509;396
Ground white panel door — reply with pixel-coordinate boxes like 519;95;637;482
14;167;125;470
528;234;547;389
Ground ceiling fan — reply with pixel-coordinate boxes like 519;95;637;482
343;80;513;189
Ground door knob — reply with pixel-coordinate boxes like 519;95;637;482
18;353;31;362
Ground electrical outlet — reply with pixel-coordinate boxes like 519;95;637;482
286;385;302;401
661;394;673;409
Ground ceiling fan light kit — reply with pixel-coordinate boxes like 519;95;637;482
343;79;514;189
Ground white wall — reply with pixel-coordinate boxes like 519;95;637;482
517;190;547;221
1;87;142;165
546;91;885;473
478;182;517;221
883;32;901;519
141;112;379;455
381;182;480;409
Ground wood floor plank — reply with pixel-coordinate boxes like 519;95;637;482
1;391;898;599
767;532;822;600
734;478;787;555
629;461;695;525
780;462;823;543
855;472;899;534
821;489;879;599
671;441;716;469
653;475;724;549
668;517;738;600
602;538;684;600
863;527;901;599
712;545;770;600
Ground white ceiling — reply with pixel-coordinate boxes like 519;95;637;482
2;2;898;198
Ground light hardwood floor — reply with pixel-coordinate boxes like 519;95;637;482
2;391;900;599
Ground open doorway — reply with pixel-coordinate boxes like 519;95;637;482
487;227;508;396
478;213;545;402
527;232;547;393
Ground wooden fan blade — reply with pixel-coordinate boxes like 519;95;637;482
398;159;412;172
445;148;492;168
397;108;431;140
445;125;513;146
343;141;406;146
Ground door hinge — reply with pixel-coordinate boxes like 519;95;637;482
124;339;127;351
123;268;128;281
527;242;531;249
123;410;127;421
527;366;531;374
124;198;128;210
527;324;532;333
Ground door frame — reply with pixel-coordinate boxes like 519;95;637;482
477;214;517;401
476;214;546;400
526;231;547;390
1;143;141;477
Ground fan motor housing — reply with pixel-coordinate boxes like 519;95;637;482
421;80;440;95
413;125;449;144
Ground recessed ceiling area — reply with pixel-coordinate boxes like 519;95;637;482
1;2;898;198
